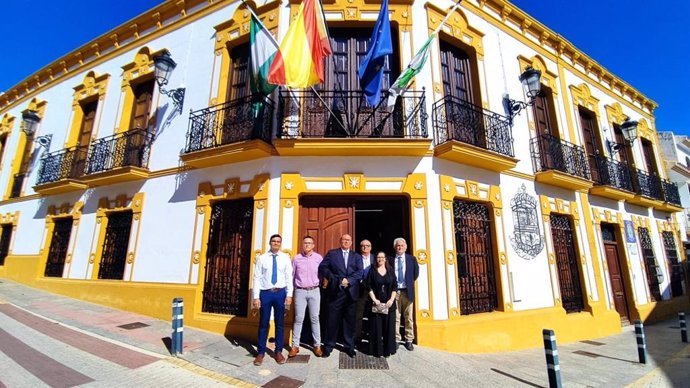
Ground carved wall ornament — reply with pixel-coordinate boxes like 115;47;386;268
509;184;544;260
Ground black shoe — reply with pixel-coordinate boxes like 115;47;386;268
404;341;414;351
347;349;356;358
322;348;331;358
395;342;400;351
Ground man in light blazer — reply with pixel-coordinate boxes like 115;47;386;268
389;237;419;351
318;234;363;358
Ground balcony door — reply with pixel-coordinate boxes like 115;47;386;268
578;107;601;182
72;100;97;178
317;27;399;137
641;138;659;176
533;86;562;171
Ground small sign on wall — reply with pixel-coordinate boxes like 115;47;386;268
624;220;636;243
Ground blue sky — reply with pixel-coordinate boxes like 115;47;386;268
2;1;688;135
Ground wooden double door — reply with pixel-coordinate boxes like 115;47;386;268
298;196;409;262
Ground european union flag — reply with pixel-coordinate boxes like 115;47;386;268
358;0;392;106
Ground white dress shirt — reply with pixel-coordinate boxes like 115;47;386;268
252;250;294;299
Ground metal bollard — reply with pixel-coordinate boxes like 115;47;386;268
542;329;562;388
172;298;184;356
634;319;646;364
680;312;688;343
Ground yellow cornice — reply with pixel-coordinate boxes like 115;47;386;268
0;0;246;113
72;71;110;106
0;114;15;136
214;0;281;52
517;55;558;94
426;3;484;57
464;0;656;114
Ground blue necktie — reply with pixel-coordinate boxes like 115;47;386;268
397;256;404;285
343;251;348;267
271;254;277;285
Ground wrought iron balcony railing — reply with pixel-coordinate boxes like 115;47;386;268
661;179;681;206
85;128;154;175
277;90;427;138
36;145;90;185
592;155;633;192
9;173;26;198
529;134;590;180
632;169;663;201
184;95;274;153
432;95;514;157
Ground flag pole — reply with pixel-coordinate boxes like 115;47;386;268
241;0;347;134
431;0;463;37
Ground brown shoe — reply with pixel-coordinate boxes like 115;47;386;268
274;352;287;364
288;346;300;358
313;346;323;357
253;353;264;366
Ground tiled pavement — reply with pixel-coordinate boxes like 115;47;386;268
0;278;689;387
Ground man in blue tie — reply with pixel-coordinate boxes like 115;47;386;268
318;234;363;358
252;234;293;366
390;237;419;351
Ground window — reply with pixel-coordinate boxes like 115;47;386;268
10;131;35;198
202;198;254;316
532;85;558;137
227;43;250;101
638;227;662;301
662;231;684;297
453;199;498;314
129;79;155;131
440;40;479;105
578;107;601;182
549;214;584;312
0;224;12;265
97;211;133;280
44;218;73;277
640;138;659;175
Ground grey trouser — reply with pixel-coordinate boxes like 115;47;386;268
292;287;321;347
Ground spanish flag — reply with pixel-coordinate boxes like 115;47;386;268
268;0;332;88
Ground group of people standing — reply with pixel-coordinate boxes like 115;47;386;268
251;233;419;365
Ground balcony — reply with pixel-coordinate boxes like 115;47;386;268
33;145;89;195
589;155;634;200
81;128;154;187
273;89;430;156
661;179;683;211
432;95;517;172
180;96;275;168
628;169;664;207
530;134;592;190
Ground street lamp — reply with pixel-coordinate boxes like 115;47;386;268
152;50;185;114
503;66;542;126
607;118;638;155
21;110;52;151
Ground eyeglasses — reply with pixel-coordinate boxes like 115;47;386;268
360;244;370;247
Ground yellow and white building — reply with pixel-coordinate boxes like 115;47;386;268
0;0;687;352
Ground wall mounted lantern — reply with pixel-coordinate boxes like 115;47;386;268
503;66;542;126
606;118;638;155
152;50;186;114
21;110;52;151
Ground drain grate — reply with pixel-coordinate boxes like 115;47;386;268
117;322;150;330
262;375;304;388
573;350;600;358
579;340;605;346
286;355;310;364
339;351;389;370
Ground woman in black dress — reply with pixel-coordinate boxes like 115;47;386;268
367;251;398;358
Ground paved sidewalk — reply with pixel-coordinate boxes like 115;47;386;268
0;278;688;387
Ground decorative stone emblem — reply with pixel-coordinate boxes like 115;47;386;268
414;181;423;190
284;181;294;190
443;184;450;192
348;176;360;189
510;184;544;260
227;182;236;194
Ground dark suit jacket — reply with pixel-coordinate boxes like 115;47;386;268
319;248;364;301
389;253;419;302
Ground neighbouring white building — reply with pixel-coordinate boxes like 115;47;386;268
0;0;687;353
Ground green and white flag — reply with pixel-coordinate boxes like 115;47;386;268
250;14;278;96
387;33;436;107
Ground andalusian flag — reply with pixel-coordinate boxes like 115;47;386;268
387;33;435;106
268;0;332;88
250;14;278;95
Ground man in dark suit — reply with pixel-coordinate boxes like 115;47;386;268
318;234;363;358
390;237;419;351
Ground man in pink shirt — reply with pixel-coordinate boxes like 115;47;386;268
289;235;324;357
